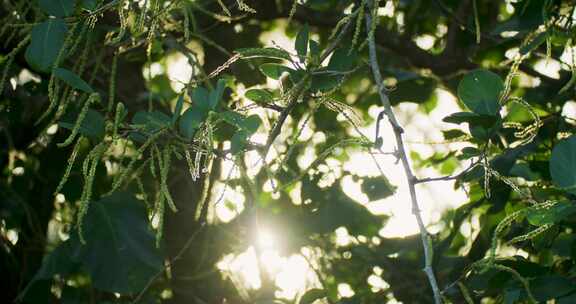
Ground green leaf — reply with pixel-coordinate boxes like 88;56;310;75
179;107;206;140
530;275;576;302
442;129;467;140
231;130;249;154
526;201;576;226
38;0;75;17
520;31;547;55
59;109;105;141
80;192;163;293
220;111;245;128
191;86;210;110
242;114;261;134
299;288;326;304
54;68;94;93
245;89;274;103
25;19;68;72
361;176;396;201
209;79;227;110
295;24;309;63
309;40;320;63
457;69;503;116
172;94;184;125
132;111;171;134
327;48;356;72
81;0;97;11
550;136;576;194
259;63;293;80
236;47;292;60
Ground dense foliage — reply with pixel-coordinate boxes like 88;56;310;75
2;0;576;303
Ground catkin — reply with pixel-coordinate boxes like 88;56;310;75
113;102;124;139
0;34;30;97
58;93;100;148
54;137;84;194
351;0;365;52
160;146;178;212
77;142;109;243
108;51;119;114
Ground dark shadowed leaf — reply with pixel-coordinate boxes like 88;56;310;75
80;192;163;293
259;63;294;80
550;136;576;194
295;24;309;63
54;68;94;93
39;0;75;17
25;19;68;72
299;288;326;304
59;109;105;141
361;176;396;201
526;201;576;226
236;47;292;60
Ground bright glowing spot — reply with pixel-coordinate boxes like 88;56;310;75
46;124;59;135
6;229;18;245
166;52;193;91
562;100;576;122
338;283;355;298
378;0;395;17
335;227;352;247
414;34;435;50
258;229;276;250
12;167;24;176
55;193;66;204
217;247;262;289
534;58;561;79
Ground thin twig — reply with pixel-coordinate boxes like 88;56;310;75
365;2;442;303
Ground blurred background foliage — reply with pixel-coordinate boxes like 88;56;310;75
1;0;576;303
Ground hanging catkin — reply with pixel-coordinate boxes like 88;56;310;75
58;93;100;148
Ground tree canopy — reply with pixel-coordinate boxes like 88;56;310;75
2;0;576;303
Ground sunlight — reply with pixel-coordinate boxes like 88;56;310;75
217;228;320;301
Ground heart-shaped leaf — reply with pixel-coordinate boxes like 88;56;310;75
25;19;68;72
550;135;576;194
457;69;503;116
80;192;163;293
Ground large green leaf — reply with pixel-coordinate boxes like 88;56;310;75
80;192;163;293
327;48;356;72
236;47;292;60
25;19;68;72
457;69;503;116
550;136;576;194
295;24;309;63
245;89;274;103
361;176;396;201
526;201;576;226
132;111;171;134
38;0;75;17
299;288;326;304
179;107;207;140
59;109;106;141
259;63;294;80
242;114;261;134
209;78;227;110
54;68;94;93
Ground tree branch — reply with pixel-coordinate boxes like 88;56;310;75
365;3;443;303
